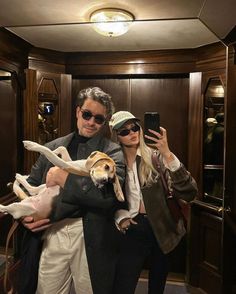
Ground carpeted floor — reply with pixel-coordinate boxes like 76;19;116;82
135;279;190;294
70;279;204;294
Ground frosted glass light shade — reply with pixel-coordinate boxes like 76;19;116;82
90;8;134;37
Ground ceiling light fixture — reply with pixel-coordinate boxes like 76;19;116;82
90;8;134;37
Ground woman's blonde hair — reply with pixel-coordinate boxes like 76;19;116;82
138;126;159;187
111;122;158;187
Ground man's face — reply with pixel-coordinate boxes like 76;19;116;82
76;98;107;138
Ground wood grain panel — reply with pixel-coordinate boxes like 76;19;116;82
199;213;222;294
188;72;203;195
23;69;38;173
196;43;227;74
0;28;30;73
0;78;17;197
131;77;189;165
67;62;195;76
225;45;236;216
66;49;196;76
28;47;66;73
222;44;236;294
29;59;66;74
67;49;195;64
189;202;223;291
60;74;72;136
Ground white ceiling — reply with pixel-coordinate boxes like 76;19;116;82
0;0;235;52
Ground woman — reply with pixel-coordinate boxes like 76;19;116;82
109;111;198;294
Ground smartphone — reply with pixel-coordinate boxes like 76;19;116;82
144;112;160;144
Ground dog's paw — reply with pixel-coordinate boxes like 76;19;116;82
23;140;39;151
15;173;26;181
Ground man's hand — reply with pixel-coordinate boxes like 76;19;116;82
21;216;51;232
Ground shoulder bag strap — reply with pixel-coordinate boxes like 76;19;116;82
152;152;186;225
151;152;173;199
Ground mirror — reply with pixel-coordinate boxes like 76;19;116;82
38;78;59;145
203;78;224;202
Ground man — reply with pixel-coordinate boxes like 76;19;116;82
18;87;125;294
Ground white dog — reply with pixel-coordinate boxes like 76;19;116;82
0;141;124;220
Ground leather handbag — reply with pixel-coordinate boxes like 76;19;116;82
152;152;189;226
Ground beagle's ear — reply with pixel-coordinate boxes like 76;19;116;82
89;151;99;158
85;151;98;169
113;175;125;202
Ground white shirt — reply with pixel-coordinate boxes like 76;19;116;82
114;153;180;224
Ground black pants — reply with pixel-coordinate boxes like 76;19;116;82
17;230;43;294
113;214;168;294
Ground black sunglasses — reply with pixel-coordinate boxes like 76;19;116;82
81;109;106;125
117;124;140;137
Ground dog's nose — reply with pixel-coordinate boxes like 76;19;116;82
102;177;108;184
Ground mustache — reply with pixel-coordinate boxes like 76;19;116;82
84;125;97;131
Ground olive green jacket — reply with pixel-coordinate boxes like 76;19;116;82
142;157;198;254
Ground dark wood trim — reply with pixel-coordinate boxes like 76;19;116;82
59;74;72;136
192;199;223;216
0;28;31;73
29;47;65;64
28;47;66;73
66;49;196;76
67;62;195;76
23;69;38;173
189;201;223;292
225;45;236;215
188;72;203;197
66;49;196;64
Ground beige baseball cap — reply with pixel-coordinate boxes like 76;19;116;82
110;111;140;130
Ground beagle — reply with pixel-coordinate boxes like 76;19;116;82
0;141;124;220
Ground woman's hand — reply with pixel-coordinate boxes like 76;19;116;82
21;216;51;232
118;218;137;233
144;127;175;163
46;166;68;188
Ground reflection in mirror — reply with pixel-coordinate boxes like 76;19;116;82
38;78;59;145
38;100;58;145
203;78;224;201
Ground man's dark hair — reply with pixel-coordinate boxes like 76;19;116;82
76;87;115;119
215;112;224;124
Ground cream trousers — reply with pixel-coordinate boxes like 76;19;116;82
36;218;93;294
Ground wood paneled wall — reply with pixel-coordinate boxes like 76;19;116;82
0;78;17;197
188;72;203;196
0;29;29;201
222;44;236;293
28;47;66;74
196;43;227;89
189;202;223;293
66;49;195;76
0;28;31;74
